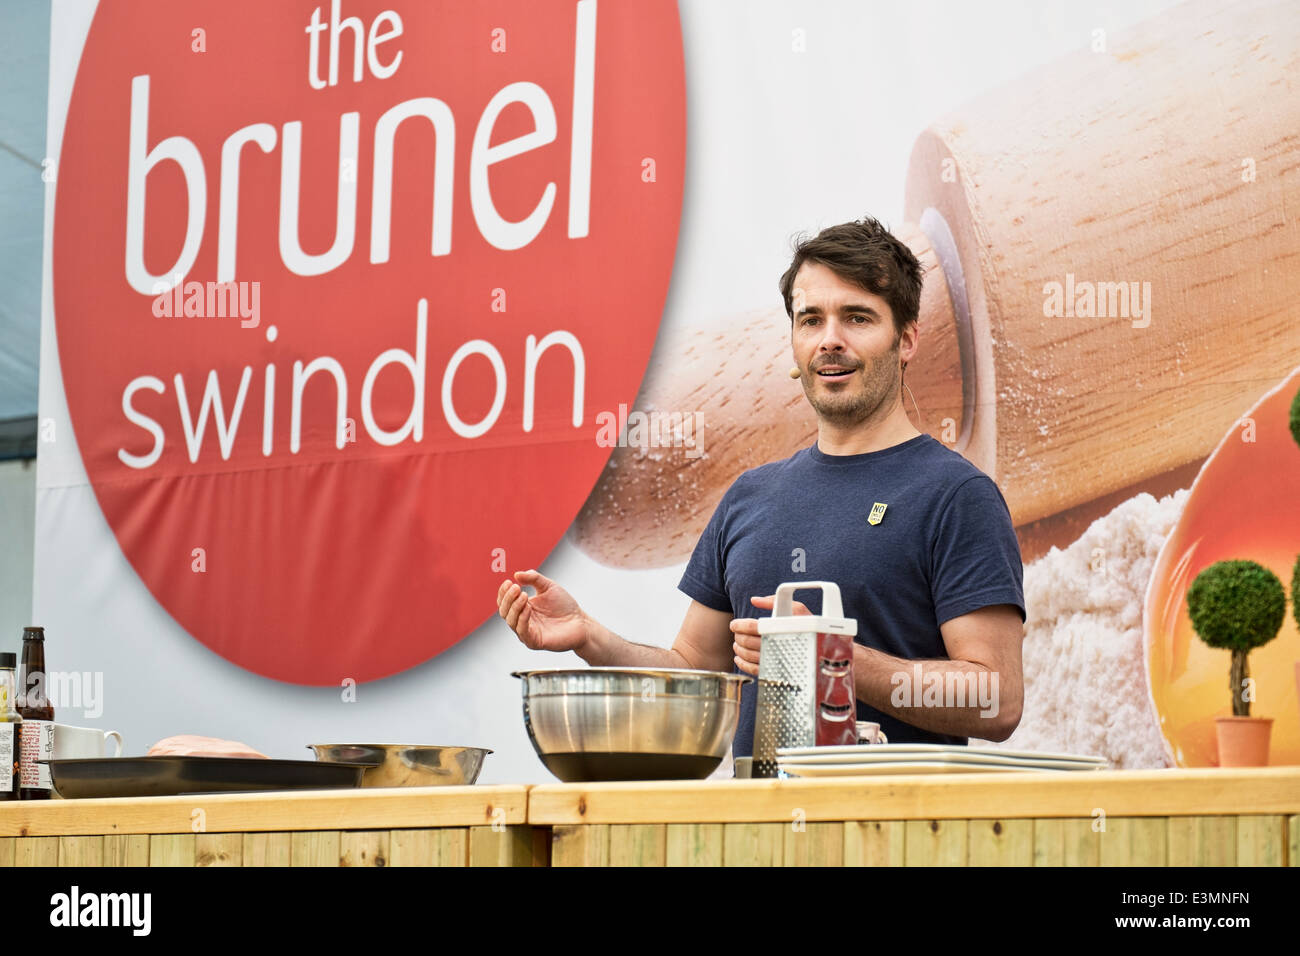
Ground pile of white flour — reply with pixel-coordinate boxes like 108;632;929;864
972;489;1190;768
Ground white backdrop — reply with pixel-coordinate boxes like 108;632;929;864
34;0;1182;783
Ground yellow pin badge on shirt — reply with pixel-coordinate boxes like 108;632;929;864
868;502;888;526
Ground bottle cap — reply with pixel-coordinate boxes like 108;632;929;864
22;627;44;640
0;653;13;668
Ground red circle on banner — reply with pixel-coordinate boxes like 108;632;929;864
53;1;685;683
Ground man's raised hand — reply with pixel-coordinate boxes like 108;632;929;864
497;569;590;654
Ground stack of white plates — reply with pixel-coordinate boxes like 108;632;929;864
775;744;1109;778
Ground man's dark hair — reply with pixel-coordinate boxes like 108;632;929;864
778;216;924;337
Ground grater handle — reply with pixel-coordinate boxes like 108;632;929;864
773;581;843;619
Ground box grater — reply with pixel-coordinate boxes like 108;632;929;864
753;581;858;778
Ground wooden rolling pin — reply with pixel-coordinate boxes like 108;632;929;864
572;0;1300;568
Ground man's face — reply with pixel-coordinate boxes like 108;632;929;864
790;261;908;426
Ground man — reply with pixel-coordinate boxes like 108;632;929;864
497;216;1025;755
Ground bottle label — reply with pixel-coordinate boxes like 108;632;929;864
0;724;15;792
19;720;53;790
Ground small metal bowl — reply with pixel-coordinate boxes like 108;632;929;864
307;744;492;787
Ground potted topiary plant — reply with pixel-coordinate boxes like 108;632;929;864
1293;552;1299;729
1186;559;1286;766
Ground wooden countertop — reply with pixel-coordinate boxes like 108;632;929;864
0;785;528;837
528;768;1300;825
2;768;1296;837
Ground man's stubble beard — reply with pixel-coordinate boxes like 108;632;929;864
803;341;903;427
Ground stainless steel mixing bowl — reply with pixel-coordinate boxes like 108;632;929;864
511;667;751;782
307;744;491;787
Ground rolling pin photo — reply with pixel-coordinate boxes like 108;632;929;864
571;0;1300;568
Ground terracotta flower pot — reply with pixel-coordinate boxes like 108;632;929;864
1214;716;1273;767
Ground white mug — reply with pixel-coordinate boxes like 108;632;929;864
856;721;889;745
52;723;123;759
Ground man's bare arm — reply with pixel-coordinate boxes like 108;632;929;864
852;605;1025;741
499;571;734;672
579;599;735;673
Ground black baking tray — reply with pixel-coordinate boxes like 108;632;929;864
43;757;369;799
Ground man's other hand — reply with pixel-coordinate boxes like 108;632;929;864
730;594;810;676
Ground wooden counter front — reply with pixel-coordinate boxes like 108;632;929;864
0;785;540;867
1;769;1296;866
529;768;1300;867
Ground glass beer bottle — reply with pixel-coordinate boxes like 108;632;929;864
17;627;54;799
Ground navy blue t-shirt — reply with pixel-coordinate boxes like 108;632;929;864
677;434;1025;757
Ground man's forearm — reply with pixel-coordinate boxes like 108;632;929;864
853;645;1020;740
578;616;691;669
